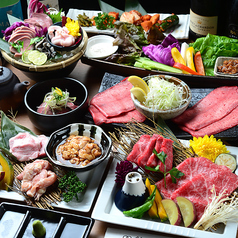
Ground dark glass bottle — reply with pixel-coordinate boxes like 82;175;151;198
228;0;238;38
189;0;221;41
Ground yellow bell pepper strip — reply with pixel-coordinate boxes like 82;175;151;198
186;46;196;72
173;62;203;75
171;47;189;74
171;47;186;65
145;178;159;218
194;51;205;76
151;184;168;222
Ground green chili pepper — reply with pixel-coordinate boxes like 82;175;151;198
123;187;156;218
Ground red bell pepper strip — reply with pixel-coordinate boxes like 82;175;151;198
194;51;205;75
173;62;203;76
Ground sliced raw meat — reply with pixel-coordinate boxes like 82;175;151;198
146;135;163;168
9;132;48;161
156;157;231;199
171;170;238;220
90;79;135;118
173;86;238;131
158;137;173;173
137;134;157;168
88;105;146;125
127;134;151;163
178;105;238;137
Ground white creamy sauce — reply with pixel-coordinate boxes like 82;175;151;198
88;42;114;57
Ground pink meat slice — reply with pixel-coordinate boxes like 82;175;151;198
9;132;48;162
158;137;173;173
156;157;231;199
173;86;238;131
88;104;146;125
179;105;238;137
90;79;135;118
146;135;164;168
127;134;151;163
137;134;157;168
171;170;238;220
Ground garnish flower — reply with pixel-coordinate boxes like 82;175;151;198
115;160;138;187
189;135;229;162
65;18;81;38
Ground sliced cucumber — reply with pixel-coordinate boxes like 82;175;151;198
215;153;237;172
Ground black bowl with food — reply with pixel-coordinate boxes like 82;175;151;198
45;123;112;171
46;22;83;52
24;77;88;134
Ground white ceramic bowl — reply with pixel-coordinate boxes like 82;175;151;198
45;123;112;171
85;35;118;59
131;75;192;120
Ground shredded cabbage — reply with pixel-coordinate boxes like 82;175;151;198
144;76;187;110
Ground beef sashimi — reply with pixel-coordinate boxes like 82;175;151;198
178;105;238;137
173;86;238;131
171;170;238;220
88;105;146;126
146;135;163;168
137;134;157;168
90;79;135;118
127;134;151;163
156;157;231;199
158;138;173;173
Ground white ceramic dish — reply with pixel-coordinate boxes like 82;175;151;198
85;35;118;59
66;9;190;39
0;157;109;213
214;56;238;77
92;141;238;238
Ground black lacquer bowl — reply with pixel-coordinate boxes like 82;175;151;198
24;77;88;134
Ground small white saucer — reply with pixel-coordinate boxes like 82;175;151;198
85;35;118;59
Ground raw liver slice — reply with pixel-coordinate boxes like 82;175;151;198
173;86;238;131
90;79;135;118
127;135;151;163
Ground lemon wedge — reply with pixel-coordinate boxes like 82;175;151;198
131;86;147;103
128;75;150;94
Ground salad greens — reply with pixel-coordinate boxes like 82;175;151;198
190;34;238;76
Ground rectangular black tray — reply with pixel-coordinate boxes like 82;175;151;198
85;72;238;141
81;56;238;88
0;202;94;238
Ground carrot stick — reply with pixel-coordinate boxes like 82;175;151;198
194;51;205;76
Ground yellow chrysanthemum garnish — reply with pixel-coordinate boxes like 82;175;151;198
189;135;229;162
65;17;81;38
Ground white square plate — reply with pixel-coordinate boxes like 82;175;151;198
92;141;238;238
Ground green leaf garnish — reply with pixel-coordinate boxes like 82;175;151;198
145;149;184;188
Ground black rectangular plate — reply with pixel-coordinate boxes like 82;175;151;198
85;72;238;141
0;202;94;238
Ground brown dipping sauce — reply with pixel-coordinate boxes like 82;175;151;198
217;59;238;74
